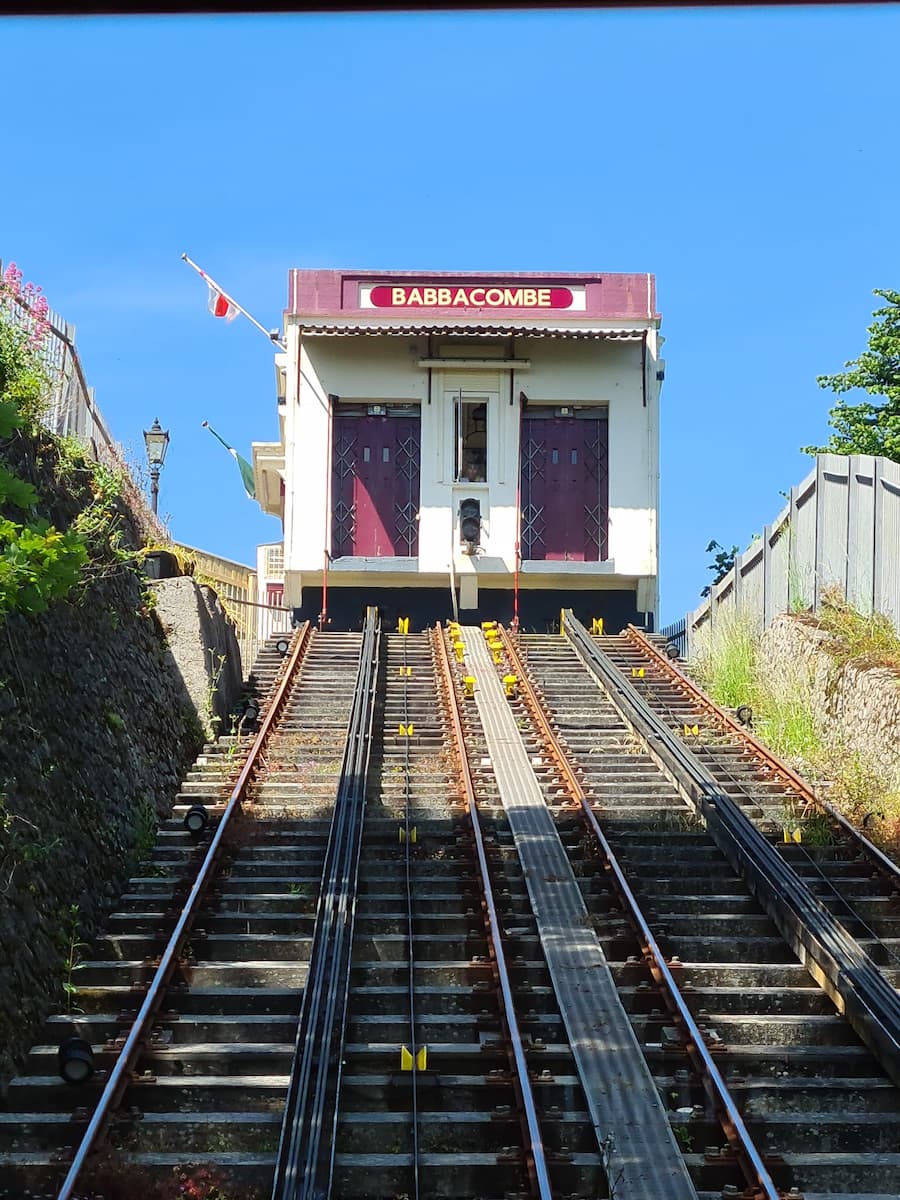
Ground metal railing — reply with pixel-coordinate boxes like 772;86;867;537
1;263;167;545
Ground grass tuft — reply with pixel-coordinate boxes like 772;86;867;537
814;586;900;671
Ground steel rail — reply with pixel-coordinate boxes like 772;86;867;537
562;610;900;1090
272;607;381;1200
432;625;554;1200
399;631;422;1200
55;623;312;1200
624;649;900;970
499;626;782;1200
625;624;900;889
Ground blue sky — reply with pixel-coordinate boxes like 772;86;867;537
2;6;898;624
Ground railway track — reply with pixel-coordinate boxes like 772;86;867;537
1;616;653;1199
5;610;900;1199
502;614;900;1199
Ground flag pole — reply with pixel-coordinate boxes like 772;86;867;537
181;252;286;351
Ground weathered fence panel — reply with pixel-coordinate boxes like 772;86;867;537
681;454;900;657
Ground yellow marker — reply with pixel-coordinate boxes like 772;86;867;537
398;665;412;677
503;674;518;698
399;826;417;844
397;617;409;634
683;724;700;737
560;609;566;635
631;667;645;678
398;723;414;737
400;1046;428;1071
481;621;497;631
792;827;802;843
592;617;604;636
464;676;476;697
453;641;465;662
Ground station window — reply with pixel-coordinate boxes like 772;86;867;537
454;395;488;482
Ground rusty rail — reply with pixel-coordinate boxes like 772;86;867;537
432;625;553;1200
625;625;900;889
55;623;312;1200
499;625;784;1200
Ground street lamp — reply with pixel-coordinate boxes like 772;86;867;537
143;418;170;515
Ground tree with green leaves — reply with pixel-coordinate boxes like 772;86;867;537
803;288;900;462
701;539;738;598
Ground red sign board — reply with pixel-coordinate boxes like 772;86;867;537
369;284;575;310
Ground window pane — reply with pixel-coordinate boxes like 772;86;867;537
455;398;487;482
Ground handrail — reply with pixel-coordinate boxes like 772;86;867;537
433;625;553;1200
56;623;312;1200
499;625;781;1200
624;624;900;888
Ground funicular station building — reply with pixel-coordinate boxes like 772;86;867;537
253;269;663;632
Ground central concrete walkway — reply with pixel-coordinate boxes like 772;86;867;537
462;627;699;1200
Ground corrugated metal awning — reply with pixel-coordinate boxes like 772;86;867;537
295;320;645;340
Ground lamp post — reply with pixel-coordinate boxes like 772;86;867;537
143;418;170;515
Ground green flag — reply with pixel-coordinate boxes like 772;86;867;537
202;421;256;500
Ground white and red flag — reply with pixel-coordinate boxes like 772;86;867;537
207;283;239;321
181;252;286;349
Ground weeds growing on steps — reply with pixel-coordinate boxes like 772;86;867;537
61;903;87;1015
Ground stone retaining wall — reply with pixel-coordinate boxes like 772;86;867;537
759;614;900;783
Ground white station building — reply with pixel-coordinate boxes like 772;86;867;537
253;269;663;632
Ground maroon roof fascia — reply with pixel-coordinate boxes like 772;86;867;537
286;269;659;323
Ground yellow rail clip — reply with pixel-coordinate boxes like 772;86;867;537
398;665;412;677
397;617;410;634
783;827;802;844
631;667;645;678
399;826;417;844
591;617;604;636
481;620;497;632
683;724;700;737
464;676;476;697
398;723;414;737
400;1045;428;1071
453;641;465;662
503;674;518;698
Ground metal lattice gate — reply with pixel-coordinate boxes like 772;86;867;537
520;415;608;561
331;411;421;558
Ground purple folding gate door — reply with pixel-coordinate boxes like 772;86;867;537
331;411;421;558
520;414;609;561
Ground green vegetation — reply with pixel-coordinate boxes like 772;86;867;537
803;288;900;463
0;268;147;619
692;604;900;856
693;610;759;711
815;586;900;670
700;539;739;598
61;903;86;1015
131;794;159;868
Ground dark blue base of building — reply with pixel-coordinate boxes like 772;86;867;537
292;587;652;635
